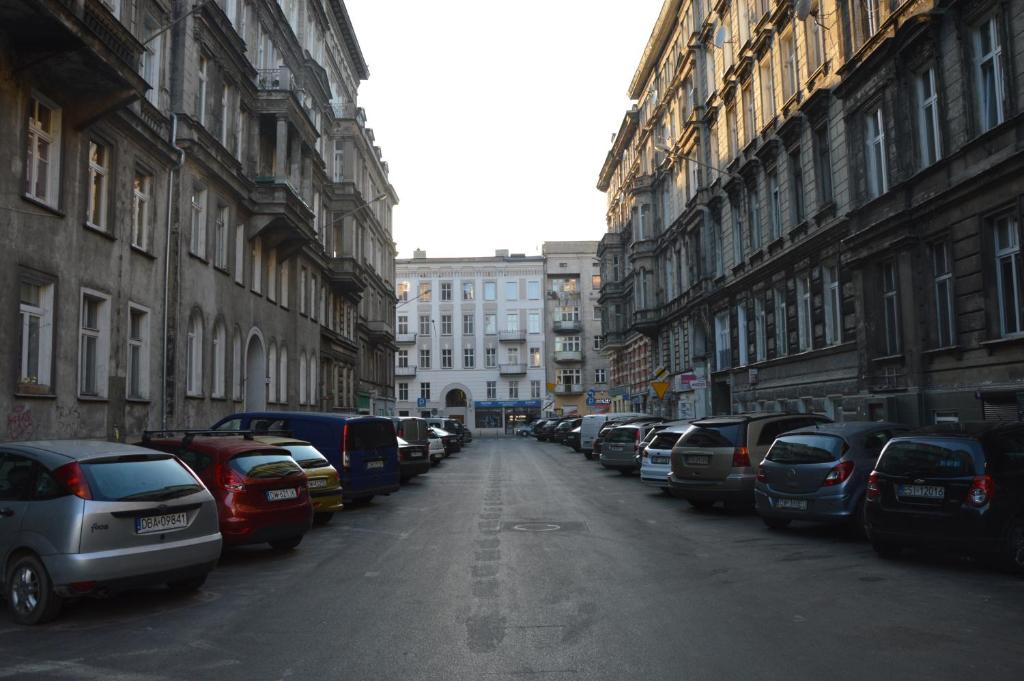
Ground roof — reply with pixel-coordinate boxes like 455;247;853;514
628;0;684;100
144;436;287;457
783;422;906;438
327;0;370;80
13;440;163;462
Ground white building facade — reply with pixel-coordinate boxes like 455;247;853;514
395;250;547;435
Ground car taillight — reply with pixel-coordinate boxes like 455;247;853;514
966;474;994;507
822;461;855;487
341;423;351;470
53;462;92;500
731;447;750;467
217;463;246;492
756;465;768;483
866;471;881;500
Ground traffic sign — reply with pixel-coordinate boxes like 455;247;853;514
586;396;596;406
651;381;670;400
417;397;427;408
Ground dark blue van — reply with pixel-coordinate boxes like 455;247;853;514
212;412;400;503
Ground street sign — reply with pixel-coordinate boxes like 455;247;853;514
651;381;670;400
688;378;707;390
546;382;556;393
586;396;596;406
417;397;427;408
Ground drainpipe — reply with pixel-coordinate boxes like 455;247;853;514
162;113;185;429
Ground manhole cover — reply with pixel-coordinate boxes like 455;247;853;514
512;523;561;532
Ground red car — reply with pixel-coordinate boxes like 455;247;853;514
142;431;313;551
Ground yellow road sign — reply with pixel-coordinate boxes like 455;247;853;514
651;380;670;399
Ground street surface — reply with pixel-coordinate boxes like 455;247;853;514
2;437;1023;680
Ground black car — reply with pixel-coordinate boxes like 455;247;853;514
865;422;1024;571
565;426;582;452
536;419;564;442
554;418;582;446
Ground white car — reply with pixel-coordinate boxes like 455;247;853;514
427;431;446;464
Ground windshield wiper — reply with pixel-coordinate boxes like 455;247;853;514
118;484;200;502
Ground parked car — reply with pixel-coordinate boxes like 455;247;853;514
640;424;691;492
515;423;535;437
600;421;663;474
462;427;474;444
212;412;400;504
426;430;446;464
580;413;646;454
253;435;344;524
535;419;563;442
143;431;313;551
754;422;907;532
865;422;1024;571
426;418;465;447
669;413;831;510
553;418;581;445
566;426;582;452
430;427;459;456
0;440;222;625
396;437;431;481
590;416;662;461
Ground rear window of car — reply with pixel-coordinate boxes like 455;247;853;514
876;440;978;478
649;432;683;451
230;452;301;478
681;423;744;448
81;456;203;502
280;445;330;469
606;427;638;443
767;435;845;464
347;421;397;450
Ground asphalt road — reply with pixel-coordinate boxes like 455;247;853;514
2;437;1024;680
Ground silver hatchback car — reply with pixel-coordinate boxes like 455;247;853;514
1;441;222;625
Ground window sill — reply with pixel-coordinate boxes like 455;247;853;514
131;245;157;260
766;236;785;254
14;391;56;400
871;353;905;364
84;222;116;241
77;395;109;403
188;252;209;265
979;336;1024;353
210;395;228;402
184;393;205;400
125;398;151;404
923;345;962;360
788;220;809;241
215;265;231;276
21;194;65;217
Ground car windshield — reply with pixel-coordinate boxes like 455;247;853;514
767;435;845;464
81;456;203;502
649;432;684;451
606;428;637;443
230;452;302;478
280;445;330;470
876;440;978;478
680;423;745;447
347;421;397;449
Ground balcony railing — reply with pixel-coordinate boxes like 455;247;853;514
554;350;584;363
395;332;417;344
395;366;417;377
257;67;294;90
499;363;527;376
554;319;583;333
555;384;584;395
499;329;526;342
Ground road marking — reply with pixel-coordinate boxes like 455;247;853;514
512;523;561;532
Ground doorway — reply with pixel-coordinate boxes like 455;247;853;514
245;333;266;411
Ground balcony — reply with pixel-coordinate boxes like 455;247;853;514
326;256;367;297
553;319;583;333
554;350;584;363
250;178;315;247
395;366;417;377
555;384;584;395
395;332;417;344
499;329;526;342
603;331;627;351
499;364;527;376
628;173;656;196
4;0;148;125
365;319;393;343
632;308;662;337
254;68;318;147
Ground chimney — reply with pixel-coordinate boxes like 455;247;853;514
413;249;427;259
495;249;509;258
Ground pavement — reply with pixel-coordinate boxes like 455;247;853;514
2;437;1023;680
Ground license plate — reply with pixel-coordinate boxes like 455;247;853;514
686;455;711;465
135;512;188;535
651;456;670;464
308;478;328;489
898;484;945;499
366;460;384;470
266;488;298;501
775;498;808;511
409;450;424;459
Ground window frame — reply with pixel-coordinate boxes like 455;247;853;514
127;303;152;400
78;288;111;399
932;241;956;347
18;275;56;394
24;94;62;208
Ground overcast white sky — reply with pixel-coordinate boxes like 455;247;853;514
345;0;665;259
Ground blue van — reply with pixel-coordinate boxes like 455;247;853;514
212;412;400;503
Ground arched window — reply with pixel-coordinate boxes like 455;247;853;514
309;354;317;407
231;327;242;400
212;321;227;398
267;341;278;404
278;346;288;404
299;352;307;405
186;312;203;396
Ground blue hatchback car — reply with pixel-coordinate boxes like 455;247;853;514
213;412;400;504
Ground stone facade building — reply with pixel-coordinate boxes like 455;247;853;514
1;0;396;441
598;0;1024;425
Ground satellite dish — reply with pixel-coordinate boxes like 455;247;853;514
795;0;812;20
714;25;730;49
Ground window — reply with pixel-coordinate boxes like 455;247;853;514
398;382;408;401
737;304;749;366
593;306;601;322
917;68;941;167
994;216;1022;336
214;205;229;269
464;347;475;368
220;82;232;147
397;315;408;335
185;311;203;396
419;315;431;335
280;260;289;307
131;172;151;250
814;124;834;204
531;380;541;399
754;296;767;362
441;348;453;369
747;184;761;250
79;291;110;397
726;103;738;159
555;336;582;352
486;381;497;399
595;368;607;384
234;224;245;284
484;282;497;301
463;314;474;335
528;311;540;334
420;382;431;400
741;81;756;143
267;343;277;403
823;264;841;345
557;368;581;387
397;281;409;301
333;140;344;182
397;349;408;368
529;347;541;367
232;328;242;400
86;141;110;230
505;312;519;333
250;236;262;293
789;149;804;224
508;381;519;399
463;282;475;300
299;267;307;313
759;58;775;123
932;242;956;347
18;279;54;392
308;355;317;407
485;314;497;335
863;0;880;36
768;170;781;240
731;196;744;264
593;335;604;350
128;305;151;400
141;15;162;106
418;282;431;302
440;314;452;335
505;281;518;301
715;310;731;370
197;55;208;125
190;187;207;257
780;31;797;101
278;346;288;403
805;11;825;72
774;286;788;357
527;281;541;299
25;95;62;206
440;282;452;301
485;347;496;368
865;108;888;199
299;353;307;405
419;348;431;369
974;17;1005;133
266;249;277;301
797;275;812;351
883;261;901;353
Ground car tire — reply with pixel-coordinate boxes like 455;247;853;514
1000;518;1024;574
661;488;674;497
167;573;208;592
762;516;791;530
688;499;715;511
270;536;304;552
314;512;334;525
6;554;62;626
872;539;901;559
583;451;593;460
848;499;868;540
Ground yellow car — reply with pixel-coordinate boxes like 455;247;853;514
254;436;344;523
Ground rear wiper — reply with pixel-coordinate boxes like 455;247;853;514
118;485;199;501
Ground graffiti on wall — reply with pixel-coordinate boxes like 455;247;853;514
7;405;33;440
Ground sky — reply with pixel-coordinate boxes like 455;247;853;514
345;0;666;259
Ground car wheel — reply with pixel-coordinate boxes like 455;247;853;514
314;512;335;525
762;516;791;530
583;451;593;460
1000;518;1024;574
167;573;208;592
660;488;674;497
872;539;901;559
688;499;715;511
848;499;868;540
270;536;304;552
6;554;62;625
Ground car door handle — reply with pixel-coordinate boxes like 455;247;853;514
0;508;14;518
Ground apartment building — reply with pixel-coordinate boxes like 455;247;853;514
598;0;1024;425
1;0;397;441
541;242;610;416
394;250;547;434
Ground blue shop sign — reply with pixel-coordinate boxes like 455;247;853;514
474;400;543;409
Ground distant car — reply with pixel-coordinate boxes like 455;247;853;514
144;432;313;551
462;428;474;444
426;418;465;446
565;426;582;452
580;413;647;454
254;435;344;524
600;422;662;474
515;424;534;437
865;422;1024;571
1;440;222;625
430;427;459;456
396;436;431;481
426;431;446;464
553;418;581;445
755;422;907;533
640;424;691;492
590;416;662;460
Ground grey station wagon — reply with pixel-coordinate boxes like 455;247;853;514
1;441;222;625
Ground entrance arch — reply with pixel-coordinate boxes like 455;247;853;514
441;384;472;424
445;389;467;408
244;330;266;411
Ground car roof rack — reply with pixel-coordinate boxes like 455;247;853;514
141;429;254;445
251;428;296;438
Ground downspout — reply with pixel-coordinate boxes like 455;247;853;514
162;113;185;429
